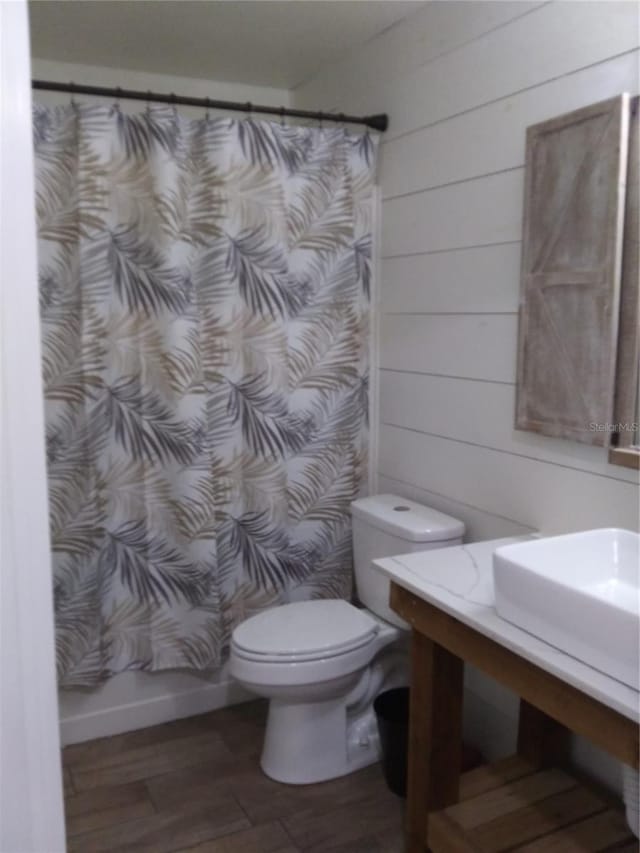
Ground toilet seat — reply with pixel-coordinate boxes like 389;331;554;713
232;599;378;663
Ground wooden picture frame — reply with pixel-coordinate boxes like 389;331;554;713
515;95;631;446
610;96;639;470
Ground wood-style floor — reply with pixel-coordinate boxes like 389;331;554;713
62;701;405;853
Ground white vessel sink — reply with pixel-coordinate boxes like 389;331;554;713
493;529;640;689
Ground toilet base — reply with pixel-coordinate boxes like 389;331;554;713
260;696;382;785
257;640;410;785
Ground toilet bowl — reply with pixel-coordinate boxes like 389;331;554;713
231;599;405;784
229;494;465;784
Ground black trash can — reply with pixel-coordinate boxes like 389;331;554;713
374;687;409;797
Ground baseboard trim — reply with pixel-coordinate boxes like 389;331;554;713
59;678;253;745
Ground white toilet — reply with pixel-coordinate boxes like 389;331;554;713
229;494;464;784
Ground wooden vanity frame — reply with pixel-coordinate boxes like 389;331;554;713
390;583;640;853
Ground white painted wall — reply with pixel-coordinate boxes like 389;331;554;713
58;665;249;746
31;57;291;115
30;57;273;745
294;0;640;791
0;2;66;848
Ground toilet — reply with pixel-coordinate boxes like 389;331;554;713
229;494;464;784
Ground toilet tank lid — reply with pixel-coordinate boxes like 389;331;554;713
351;494;465;542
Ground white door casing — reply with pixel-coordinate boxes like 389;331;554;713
0;1;66;850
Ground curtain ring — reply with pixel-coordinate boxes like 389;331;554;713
113;86;122;111
245;102;252;119
69;81;76;108
204;97;211;122
280;106;286;127
318;112;324;129
338;112;346;128
146;90;152;116
169;92;177;117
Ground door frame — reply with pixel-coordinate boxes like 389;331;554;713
0;2;66;849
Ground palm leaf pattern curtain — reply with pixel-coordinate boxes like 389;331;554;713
34;103;378;687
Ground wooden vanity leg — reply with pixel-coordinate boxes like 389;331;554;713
407;629;464;853
517;699;570;768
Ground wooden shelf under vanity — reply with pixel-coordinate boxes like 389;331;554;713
388;582;640;853
428;755;637;852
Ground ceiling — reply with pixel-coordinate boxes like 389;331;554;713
29;1;422;90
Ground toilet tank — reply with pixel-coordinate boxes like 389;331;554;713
351;494;465;628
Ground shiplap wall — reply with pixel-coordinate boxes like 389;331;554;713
294;0;640;542
294;1;640;788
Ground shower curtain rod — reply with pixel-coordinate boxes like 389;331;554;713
31;79;389;132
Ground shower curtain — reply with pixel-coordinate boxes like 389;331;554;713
34;102;378;687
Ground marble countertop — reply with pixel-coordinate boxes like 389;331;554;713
374;536;640;723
